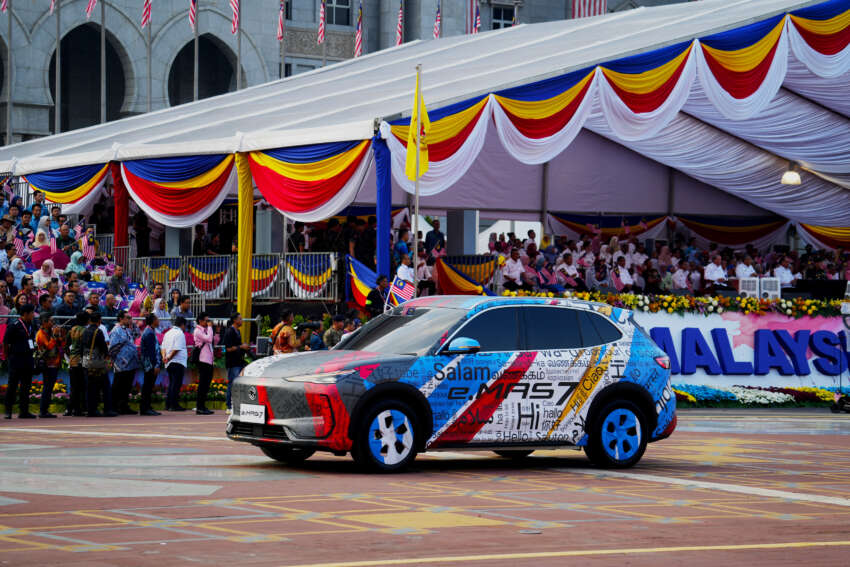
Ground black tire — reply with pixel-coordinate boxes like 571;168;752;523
260;445;316;465
493;450;534;459
351;399;419;473
584;399;648;469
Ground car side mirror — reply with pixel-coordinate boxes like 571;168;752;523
445;337;480;355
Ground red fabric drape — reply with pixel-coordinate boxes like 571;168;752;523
700;40;779;100
121;161;234;217
110;163;129;248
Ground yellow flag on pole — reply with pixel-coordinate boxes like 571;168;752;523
405;72;430;181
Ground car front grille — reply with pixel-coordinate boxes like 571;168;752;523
229;422;291;441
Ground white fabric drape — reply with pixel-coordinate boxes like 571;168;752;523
597;52;696;141
121;165;236;228
787;18;850;79
585;106;850;226
49;180;107;216
784;56;850;118
694;24;790;121
683;83;850;177
671;216;791;252
382;98;493;196
493;75;599;165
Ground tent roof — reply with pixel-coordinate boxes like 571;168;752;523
0;0;822;175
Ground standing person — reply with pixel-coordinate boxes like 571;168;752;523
365;276;390;317
424;219;445;254
106;265;129;298
82;311;115;418
35;313;65;418
272;310;300;355
139;314;162;416
192;312;218;415
323;315;345;348
224;313;251;413
3;304;37;419
161;316;188;412
109;310;140;415
170;295;195;332
65;311;89;417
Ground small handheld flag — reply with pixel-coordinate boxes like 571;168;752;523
405;70;431;181
386;276;415;309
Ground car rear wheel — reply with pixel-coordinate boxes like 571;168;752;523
351;399;418;473
493;450;534;459
585;400;647;469
260;445;316;465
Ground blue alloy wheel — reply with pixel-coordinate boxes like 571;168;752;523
600;408;641;461
585;400;648;468
368;409;414;465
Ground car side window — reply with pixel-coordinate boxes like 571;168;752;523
577;311;622;346
453;307;521;352
522;307;583;351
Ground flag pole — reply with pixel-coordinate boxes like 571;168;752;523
146;10;152;113
236;1;242;90
5;0;11;145
55;0;61;133
100;0;106;123
412;64;421;296
193;0;199;101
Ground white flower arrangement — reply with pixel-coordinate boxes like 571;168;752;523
727;386;794;405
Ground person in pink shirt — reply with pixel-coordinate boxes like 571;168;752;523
192;312;219;415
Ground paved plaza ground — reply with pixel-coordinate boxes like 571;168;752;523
1;409;849;566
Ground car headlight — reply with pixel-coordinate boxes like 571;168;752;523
284;370;350;384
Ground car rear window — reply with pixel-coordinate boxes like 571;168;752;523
577;311;622;346
522;307;583;351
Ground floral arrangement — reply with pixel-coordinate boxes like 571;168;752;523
499;289;845;318
674;383;839;406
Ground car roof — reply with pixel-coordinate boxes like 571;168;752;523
404;295;623;315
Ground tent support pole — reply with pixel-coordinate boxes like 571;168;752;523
236;153;254;343
193;1;199;101
146;16;151;113
374;134;392;281
100;0;106;124
236;1;242;90
55;0;61;134
540;161;549;239
666;166;675;243
6;0;12;145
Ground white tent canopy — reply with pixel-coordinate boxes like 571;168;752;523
2;0;849;227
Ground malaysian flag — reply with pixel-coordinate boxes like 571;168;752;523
472;3;480;34
387;276;415;308
73;223;83;239
1;0;7;13
317;0;325;44
189;0;197;29
50;0;55;15
129;286;150;317
13;232;25;257
572;0;607;18
230;0;239;34
433;0;441;39
277;0;285;42
141;0;151;28
86;0;97;20
49;237;58;254
80;231;97;261
354;1;363;57
394;0;403;46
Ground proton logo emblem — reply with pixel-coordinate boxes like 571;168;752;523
248;386;257;401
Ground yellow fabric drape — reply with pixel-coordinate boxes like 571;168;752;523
236;153;254;343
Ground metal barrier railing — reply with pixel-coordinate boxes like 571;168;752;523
113;245;129;268
96;233;113;256
282;252;337;301
253;253;283;300
183;255;233;301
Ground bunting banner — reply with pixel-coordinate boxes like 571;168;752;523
121;154;236;228
144;258;181;284
23;163;109;214
797;223;850;250
547;213;668;242
443;255;498;285
187;257;230;299
346;254;377;309
673;215;790;250
248;140;373;222
434;258;495;296
284;253;334;299
251;257;280;297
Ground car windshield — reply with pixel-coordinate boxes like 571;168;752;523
336;306;467;356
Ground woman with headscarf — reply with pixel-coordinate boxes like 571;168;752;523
658;246;673;272
153;297;172;332
65;251;86;274
32;259;56;288
8;258;26;289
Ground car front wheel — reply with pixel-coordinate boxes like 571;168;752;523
585;400;647;469
260;445;316;465
351;400;419;473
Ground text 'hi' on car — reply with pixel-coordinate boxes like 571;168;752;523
226;295;676;472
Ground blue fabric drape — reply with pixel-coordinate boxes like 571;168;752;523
792;0;849;21
262;140;361;163
700;14;785;51
389;95;485;126
494;66;594;102
373;135;392;280
603;41;692;74
123;154;228;183
25;163;106;192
